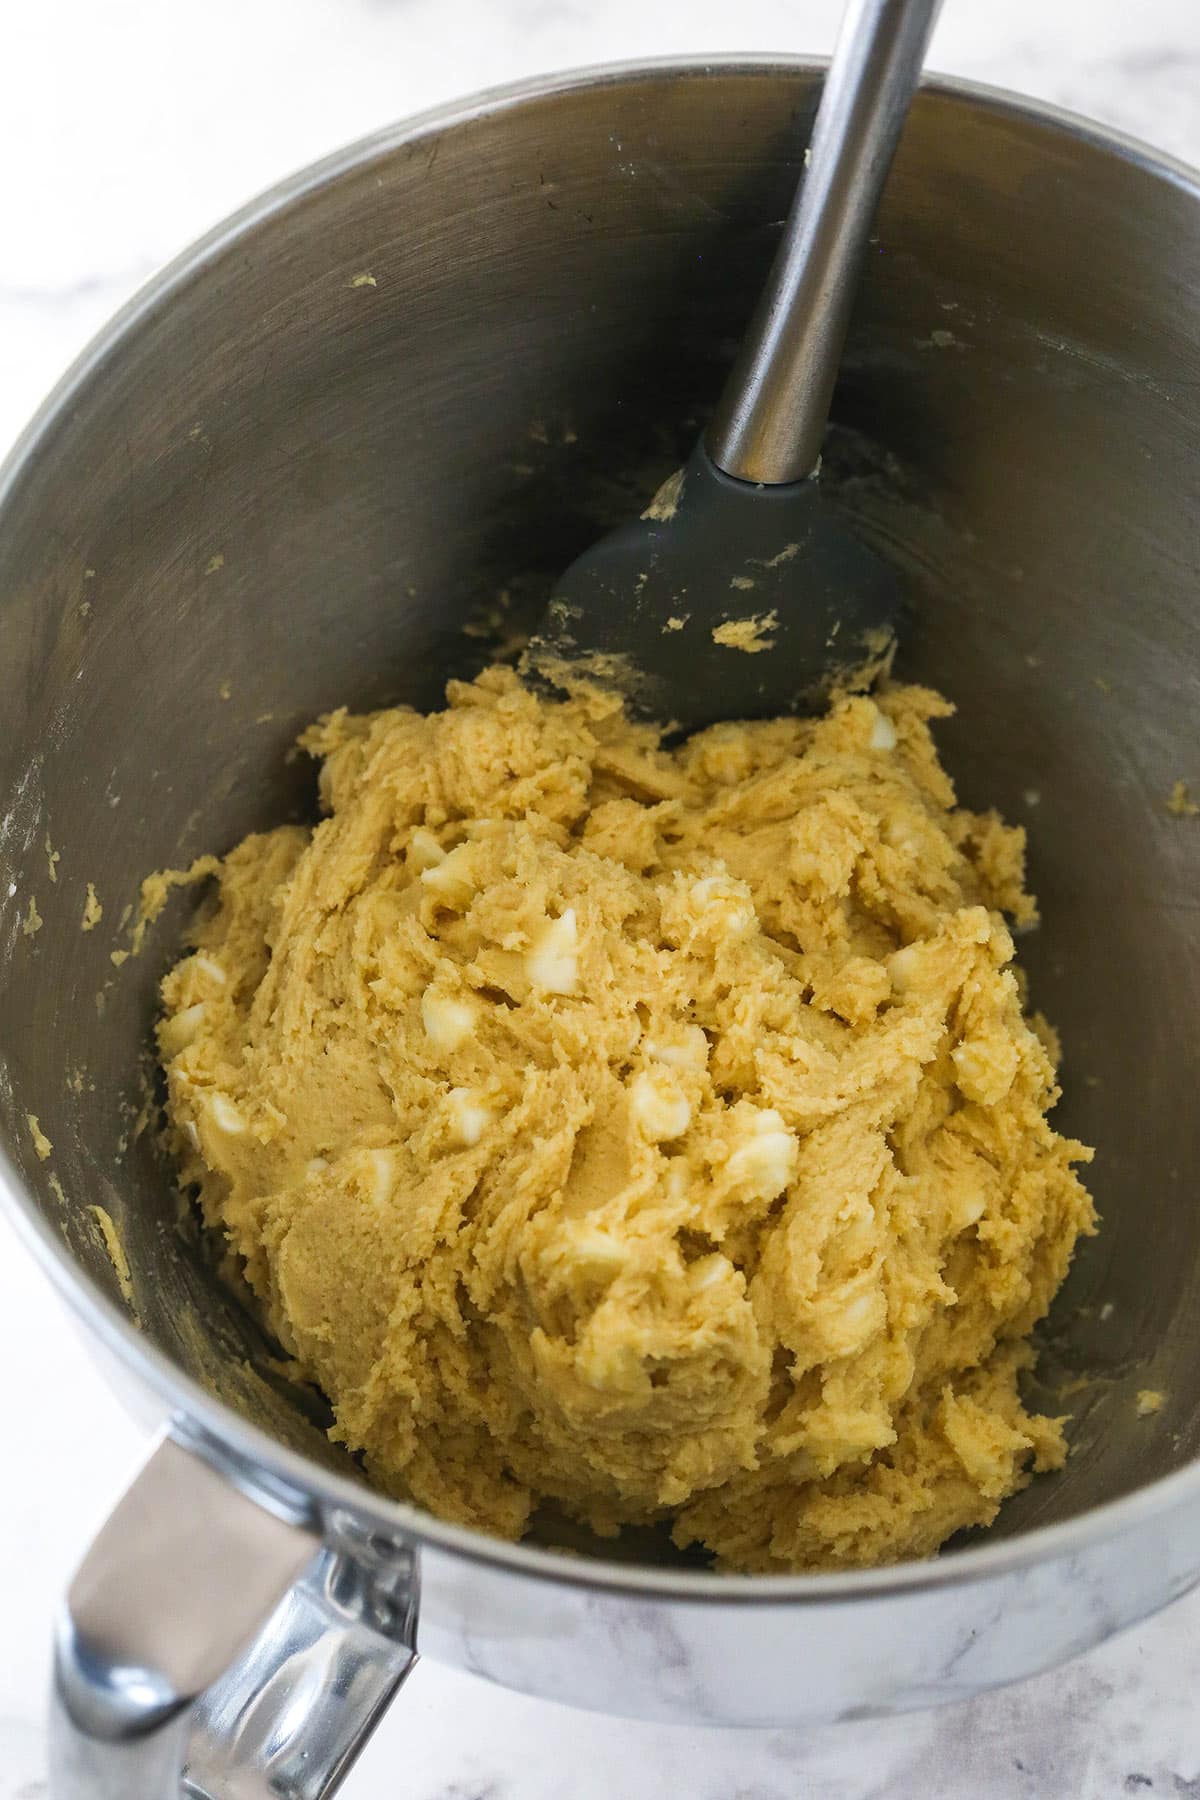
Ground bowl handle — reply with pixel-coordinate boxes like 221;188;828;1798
49;1429;419;1799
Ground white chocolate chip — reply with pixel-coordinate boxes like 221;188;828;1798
420;841;477;904
726;1108;797;1199
183;1120;201;1150
305;1157;329;1175
527;908;579;995
630;1069;691;1141
192;954;227;986
447;1086;492;1146
367;1148;396;1206
688;1252;735;1293
567;1225;628;1274
869;707;898;751
421;987;476;1052
689;875;756;936
954;1189;986;1230
208;1093;246;1137
406;827;445;873
952;1035;1019;1107
888;944;922;993
666;1163;690;1203
159;1002;206;1058
831;1285;885;1354
644;1025;708;1072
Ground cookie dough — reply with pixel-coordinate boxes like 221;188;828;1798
159;668;1095;1571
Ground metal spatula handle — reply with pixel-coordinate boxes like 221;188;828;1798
707;0;943;485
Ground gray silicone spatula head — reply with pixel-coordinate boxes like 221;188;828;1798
528;0;943;731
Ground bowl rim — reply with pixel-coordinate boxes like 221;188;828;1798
3;52;1199;1606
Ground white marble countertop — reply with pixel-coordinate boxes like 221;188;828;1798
4;3;1200;1796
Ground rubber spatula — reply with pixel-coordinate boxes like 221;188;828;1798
528;0;942;730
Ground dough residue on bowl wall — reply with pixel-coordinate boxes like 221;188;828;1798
711;610;779;654
156;667;1096;1573
81;881;103;931
1167;778;1199;818
26;1113;52;1161
88;1204;138;1318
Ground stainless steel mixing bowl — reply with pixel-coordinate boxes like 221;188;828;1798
3;58;1200;1800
